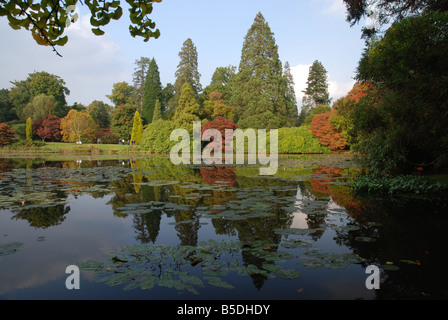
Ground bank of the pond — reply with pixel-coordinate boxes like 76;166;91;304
0;142;143;156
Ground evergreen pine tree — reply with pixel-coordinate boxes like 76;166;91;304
168;38;201;115
231;12;288;129
132;57;151;112
283;61;299;126
302;60;331;108
130;110;143;145
152;99;163;122
141;58;162;125
26;117;32;141
172;83;201;125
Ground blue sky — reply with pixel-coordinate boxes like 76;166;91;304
0;0;367;109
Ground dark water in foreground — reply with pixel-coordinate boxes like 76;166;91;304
0;155;447;300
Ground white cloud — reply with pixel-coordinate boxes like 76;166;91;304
320;0;347;17
291;64;312;108
0;10;130;106
291;63;355;109
328;79;356;103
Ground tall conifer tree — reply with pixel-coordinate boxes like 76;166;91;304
172;83;201;125
302;60;331;108
231;12;288;129
141;58;162;125
168;38;201;115
130;110;143;145
283;61;299;126
132;57;151;112
152;99;163;122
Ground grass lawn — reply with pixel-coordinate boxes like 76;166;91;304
0;141;146;155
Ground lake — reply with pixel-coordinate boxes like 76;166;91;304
0;154;447;300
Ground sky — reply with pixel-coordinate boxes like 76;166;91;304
0;0;368;110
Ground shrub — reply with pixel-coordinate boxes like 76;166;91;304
0;123;15;146
352;174;448;194
140;119;180;153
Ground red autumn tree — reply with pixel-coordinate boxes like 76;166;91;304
0;123;15;146
202;116;238;153
310;109;347;151
34;115;62;142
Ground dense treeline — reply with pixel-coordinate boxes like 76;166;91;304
2;5;447;176
0;12;337;154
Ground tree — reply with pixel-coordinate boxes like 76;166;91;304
171;83;201;125
60;109;97;143
310;110;347;151
0;89;17;123
202;116;238;153
130;111;143;145
33;115;62;142
351;11;448;174
107;82;134;106
343;0;448;38
283;61;299;126
86;100;112;128
302;60;331;109
0;123;15;146
132;57;151;112
26;117;32;141
141;58;163;124
22;94;57;121
110;103;137;141
202;66;236;105
152;99;163;122
231;12;289;129
0;0;162;56
9;71;69;119
168;38;201;114
202;91;235;121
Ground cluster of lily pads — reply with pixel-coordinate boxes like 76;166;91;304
0;166;138;210
79;230;367;294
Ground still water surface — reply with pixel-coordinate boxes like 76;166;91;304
0;155;447;300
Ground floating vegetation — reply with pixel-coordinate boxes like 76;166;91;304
0;242;24;256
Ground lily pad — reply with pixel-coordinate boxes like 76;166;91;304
0;242;24;256
355;236;376;243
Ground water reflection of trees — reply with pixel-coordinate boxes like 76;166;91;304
7;157;448;298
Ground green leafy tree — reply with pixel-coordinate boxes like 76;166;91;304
0;89;18;122
26;117;32;141
302;60;331;109
152;99;163;122
9;71;69;119
231;12;288;129
0;0;162;56
141;58;162;124
353;11;448;174
86;100;112;129
107;82;134;106
343;0;448;38
22;94;57;121
110;103;137;141
130;110;143;145
202;66;236;105
168;38;201;115
171;83;201;125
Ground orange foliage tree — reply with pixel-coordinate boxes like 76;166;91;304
310;109;347;151
60;109;97;143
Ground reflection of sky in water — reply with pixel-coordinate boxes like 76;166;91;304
1;157;446;300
